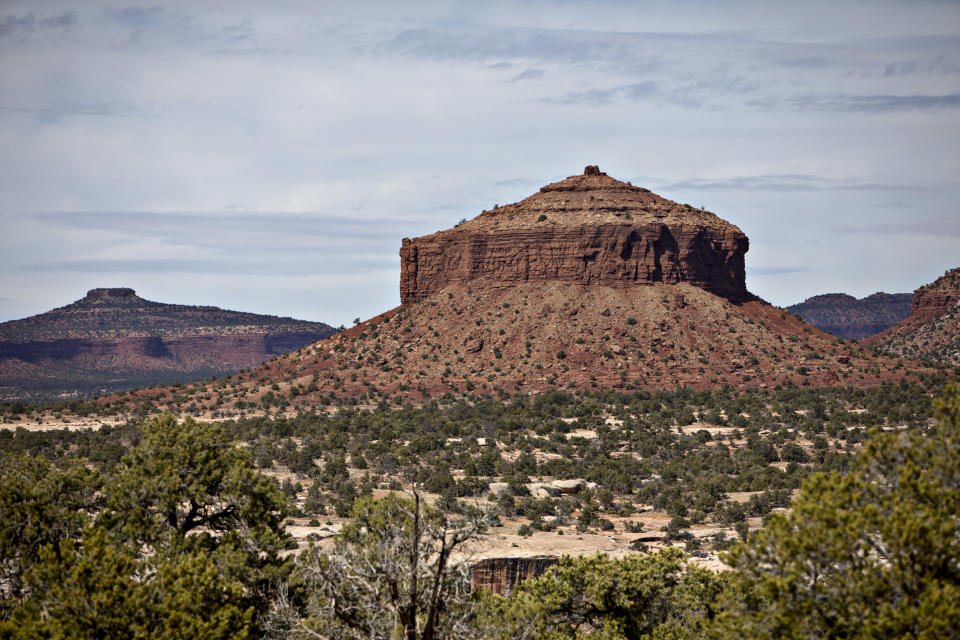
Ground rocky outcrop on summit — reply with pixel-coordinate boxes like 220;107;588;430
787;292;913;340
400;167;749;304
865;268;960;365
0;288;337;400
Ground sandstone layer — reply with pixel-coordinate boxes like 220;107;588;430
400;167;749;304
901;268;960;326
470;556;559;595
0;288;336;400
786;292;913;340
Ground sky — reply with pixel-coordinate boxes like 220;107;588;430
1;0;958;327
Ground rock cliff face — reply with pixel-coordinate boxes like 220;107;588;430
400;167;749;304
470;556;558;595
865;268;960;365
786;292;913;340
0;288;337;400
905;269;960;325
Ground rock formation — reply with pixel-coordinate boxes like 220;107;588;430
400;167;749;304
865;268;960;365
0;288;337;400
901;268;960;326
786;292;913;340
470;556;558;595
100;167;937;417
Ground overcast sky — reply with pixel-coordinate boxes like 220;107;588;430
1;1;958;327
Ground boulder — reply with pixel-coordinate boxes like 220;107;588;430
487;482;510;496
549;479;586;493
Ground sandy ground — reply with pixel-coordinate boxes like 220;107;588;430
0;415;130;431
5;408;793;576
279;501;747;573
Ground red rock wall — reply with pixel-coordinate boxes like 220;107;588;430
865;268;960;346
470;556;559;595
908;273;960;324
400;223;748;305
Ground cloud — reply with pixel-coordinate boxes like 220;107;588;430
545;81;659;106
0;101;155;120
831;219;960;238
771;56;833;69
29;211;418;251
749;267;810;276
928;53;960;75
102;5;167;28
883;60;919;76
493;177;539;188
0;11;75;40
785;92;960;112
97;4;254;51
659;174;934;192
509;68;544;82
541;70;757;109
20;256;395;277
380;25;669;73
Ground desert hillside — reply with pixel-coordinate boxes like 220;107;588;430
865;268;960;365
99;168;932;418
0;288;337;400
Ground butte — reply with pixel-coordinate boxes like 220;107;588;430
110;167;926;414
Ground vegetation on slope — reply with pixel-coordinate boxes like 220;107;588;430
0;385;960;639
2;384;957;639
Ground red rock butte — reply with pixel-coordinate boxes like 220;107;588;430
102;166;943;412
400;166;750;304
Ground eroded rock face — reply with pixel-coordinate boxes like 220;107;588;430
400;167;749;304
864;267;960;364
470;556;558;595
907;269;960;324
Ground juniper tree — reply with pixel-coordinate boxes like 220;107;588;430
716;383;960;639
268;491;496;640
1;414;292;639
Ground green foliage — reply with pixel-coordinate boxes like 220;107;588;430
1;413;291;638
7;381;945;533
101;414;291;609
778;441;808;463
5;527;254;640
0;454;101;616
3;381;957;638
476;549;727;640
717;383;960;639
